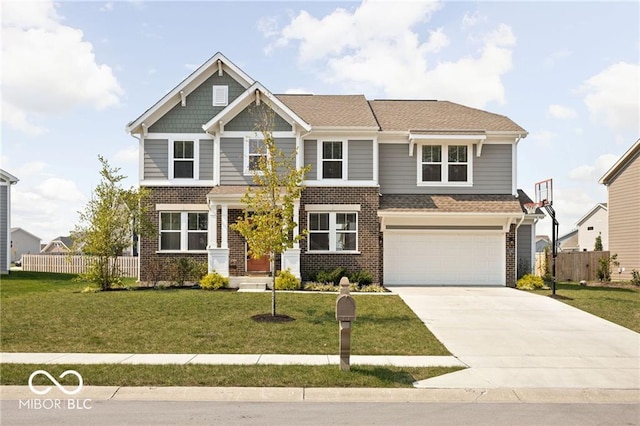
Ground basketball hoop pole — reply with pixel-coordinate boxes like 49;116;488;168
543;203;559;296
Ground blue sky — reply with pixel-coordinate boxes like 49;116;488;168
2;0;639;244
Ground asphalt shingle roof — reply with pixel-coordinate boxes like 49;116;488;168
276;94;379;128
379;194;524;214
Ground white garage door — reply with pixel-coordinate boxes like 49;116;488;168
384;231;505;286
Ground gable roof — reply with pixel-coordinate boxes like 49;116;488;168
576;203;607;227
368;100;527;134
276;94;379;129
599;138;640;185
10;227;41;241
0;169;19;184
379;194;523;214
126;52;255;135
202;82;311;133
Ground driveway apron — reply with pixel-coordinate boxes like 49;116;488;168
390;287;640;389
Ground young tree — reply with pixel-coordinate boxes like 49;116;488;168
231;104;309;316
594;233;603;251
72;156;154;290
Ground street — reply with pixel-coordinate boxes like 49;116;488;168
2;400;638;426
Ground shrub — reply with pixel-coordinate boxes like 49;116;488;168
200;272;229;290
303;283;337;292
516;274;545;290
169;257;207;285
311;267;349;285
631;270;640;286
349;270;373;286
359;284;387;293
274;269;301;290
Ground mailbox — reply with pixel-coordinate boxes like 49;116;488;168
335;294;356;322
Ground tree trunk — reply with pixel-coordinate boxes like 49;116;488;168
270;254;276;316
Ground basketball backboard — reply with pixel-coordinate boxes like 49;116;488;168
534;179;553;206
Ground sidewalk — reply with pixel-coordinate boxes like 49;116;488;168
0;352;465;367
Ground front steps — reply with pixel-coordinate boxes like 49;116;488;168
230;276;271;292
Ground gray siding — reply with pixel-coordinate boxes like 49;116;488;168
225;105;293;132
220;138;250;185
199;139;214;180
379;143;512;194
517;224;533;277
0;186;7;273
348;140;374;180
303;140;317;180
149;73;246;133
143;139;169;179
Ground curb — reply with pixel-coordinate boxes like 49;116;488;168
2;386;639;404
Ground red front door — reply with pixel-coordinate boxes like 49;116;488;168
247;255;270;274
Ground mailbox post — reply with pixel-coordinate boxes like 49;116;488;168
335;277;356;371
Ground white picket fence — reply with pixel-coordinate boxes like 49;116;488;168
22;254;139;277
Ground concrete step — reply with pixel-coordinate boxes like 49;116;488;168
238;282;268;291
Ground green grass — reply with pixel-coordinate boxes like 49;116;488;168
0;271;449;355
532;282;640;333
0;364;463;388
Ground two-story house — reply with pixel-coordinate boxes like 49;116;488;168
127;53;536;287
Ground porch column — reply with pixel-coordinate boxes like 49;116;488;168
282;200;301;278
207;201;229;277
221;203;228;249
208;203;218;249
293;200;300;249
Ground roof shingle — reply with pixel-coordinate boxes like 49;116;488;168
379;194;524;214
276;94;379;128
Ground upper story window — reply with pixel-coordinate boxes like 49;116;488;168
322;141;343;179
308;212;357;252
159;211;207;252
173;140;195;179
212;85;228;106
244;137;266;175
419;144;471;185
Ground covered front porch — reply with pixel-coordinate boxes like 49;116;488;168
206;186;301;279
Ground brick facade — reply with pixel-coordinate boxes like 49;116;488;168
299;186;381;284
505;223;517;287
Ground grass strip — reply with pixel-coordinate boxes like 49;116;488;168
0;364;463;388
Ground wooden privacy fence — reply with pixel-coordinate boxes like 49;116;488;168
22;255;139;277
534;251;610;282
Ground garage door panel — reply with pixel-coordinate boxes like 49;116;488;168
384;231;505;286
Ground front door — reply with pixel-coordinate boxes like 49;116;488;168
246;254;270;274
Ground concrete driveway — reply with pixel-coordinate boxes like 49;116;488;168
390;286;640;389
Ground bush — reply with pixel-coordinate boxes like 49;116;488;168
349;270;373;286
274;269;301;290
310;267;350;285
516;274;545;290
303;283;337;292
631;270;640;286
200;272;229;290
359;284;387;293
169;257;207;285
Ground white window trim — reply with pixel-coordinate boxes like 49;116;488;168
417;143;473;187
168;139;199;181
243;136;267;176
318;139;348;180
158;211;208;253
307;211;359;254
212;85;228;107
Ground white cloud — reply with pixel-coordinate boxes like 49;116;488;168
114;146;139;164
462;10;486;30
1;0;124;135
528;130;557;147
568;154;619;182
11;161;48;178
548;104;577;119
100;2;114;12
581;62;640;133
264;1;515;108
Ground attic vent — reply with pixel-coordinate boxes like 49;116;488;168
212;85;228;106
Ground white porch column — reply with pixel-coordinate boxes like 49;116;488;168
221;203;228;249
207;201;229;277
293;200;300;249
208;203;218;249
283;200;301;278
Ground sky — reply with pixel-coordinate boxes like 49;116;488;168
1;0;639;244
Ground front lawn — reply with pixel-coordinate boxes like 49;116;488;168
532;281;640;333
0;272;449;355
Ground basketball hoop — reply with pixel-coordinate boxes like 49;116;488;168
524;202;539;215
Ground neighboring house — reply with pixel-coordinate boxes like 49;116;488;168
10;227;41;263
536;235;551;252
557;229;579;252
576;203;608;251
41;236;74;254
599;139;640;281
1;169;19;274
126;52;536;287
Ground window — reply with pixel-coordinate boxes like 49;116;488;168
308;212;357;252
322;141;343;179
212;85;228;106
587;226;594;231
173;140;194;179
159;212;207;251
244;137;266;175
419;144;470;184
